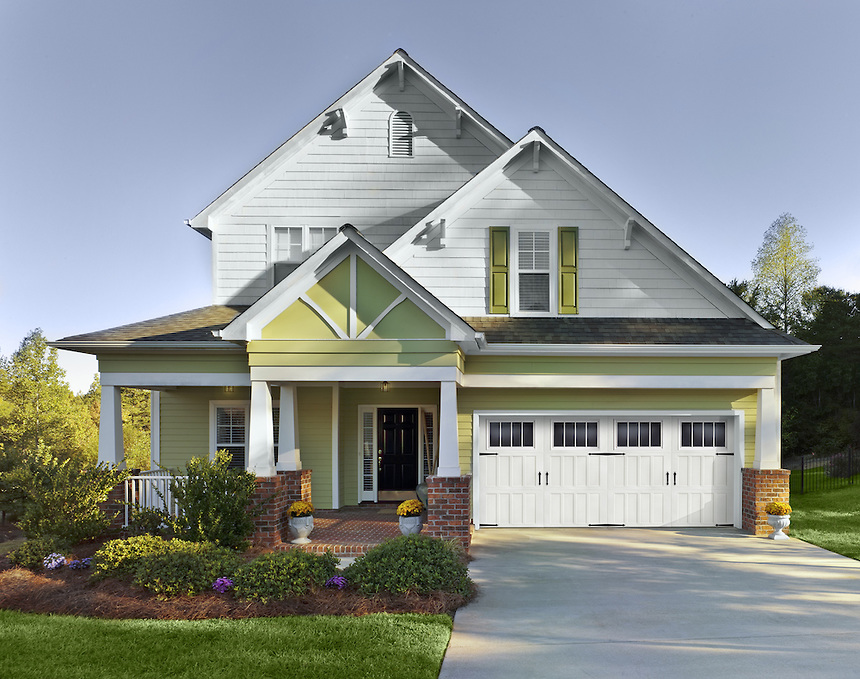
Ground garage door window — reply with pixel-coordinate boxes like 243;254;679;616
488;421;534;448
617;421;662;447
552;421;598;448
681;421;726;448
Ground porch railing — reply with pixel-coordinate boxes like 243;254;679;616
124;474;186;527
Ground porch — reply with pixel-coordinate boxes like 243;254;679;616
280;504;403;557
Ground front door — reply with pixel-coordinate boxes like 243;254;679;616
378;408;419;491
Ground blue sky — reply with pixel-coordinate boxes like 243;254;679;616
2;0;858;393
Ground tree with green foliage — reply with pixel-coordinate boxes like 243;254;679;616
0;329;98;463
751;213;820;333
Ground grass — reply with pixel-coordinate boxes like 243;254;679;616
0;609;452;679
790;483;860;560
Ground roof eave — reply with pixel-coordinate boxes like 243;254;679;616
49;341;246;355
472;343;819;359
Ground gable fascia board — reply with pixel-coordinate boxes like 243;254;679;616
49;341;245;354
189;50;511;234
472;342;818;360
222;225;481;348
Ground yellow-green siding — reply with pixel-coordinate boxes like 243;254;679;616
99;353;248;374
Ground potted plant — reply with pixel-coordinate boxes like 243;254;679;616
764;501;791;540
288;500;315;544
397;499;425;535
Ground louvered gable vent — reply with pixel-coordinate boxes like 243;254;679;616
389;111;413;157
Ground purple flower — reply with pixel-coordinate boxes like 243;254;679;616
43;553;66;570
212;577;234;593
68;557;92;570
325;575;347;590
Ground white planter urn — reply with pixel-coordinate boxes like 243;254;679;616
399;515;423;536
766;514;790;540
289;515;314;544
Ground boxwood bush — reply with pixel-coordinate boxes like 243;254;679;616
232;550;338;603
131;542;242;597
91;534;175;580
344;534;472;596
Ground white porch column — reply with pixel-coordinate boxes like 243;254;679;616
754;387;781;469
98;385;124;466
436;380;461;476
149;390;160;470
331;383;340;509
248;380;275;477
276;384;301;471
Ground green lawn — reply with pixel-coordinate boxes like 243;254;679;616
0;610;452;679
790;484;860;560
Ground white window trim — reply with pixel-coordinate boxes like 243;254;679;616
510;226;558;316
268;225;338;286
209;400;250;464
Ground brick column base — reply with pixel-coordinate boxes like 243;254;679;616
100;481;127;533
424;475;472;551
742;468;790;536
251;469;312;548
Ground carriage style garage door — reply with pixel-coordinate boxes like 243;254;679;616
477;414;736;528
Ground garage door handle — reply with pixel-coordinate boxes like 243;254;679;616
538;472;542;485
673;472;677;486
666;472;669;486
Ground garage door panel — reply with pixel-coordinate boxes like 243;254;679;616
478;415;736;528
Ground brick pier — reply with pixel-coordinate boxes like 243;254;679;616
742;468;790;536
424;475;472;549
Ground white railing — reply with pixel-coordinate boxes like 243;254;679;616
124;474;186;527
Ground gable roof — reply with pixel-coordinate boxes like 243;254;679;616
220;224;482;348
188;49;513;238
386;126;772;328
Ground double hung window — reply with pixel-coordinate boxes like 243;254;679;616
272;226;337;283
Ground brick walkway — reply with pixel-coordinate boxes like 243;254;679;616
281;504;402;556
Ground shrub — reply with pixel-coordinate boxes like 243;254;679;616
166;450;261;550
7;535;70;571
131;542;242;598
232;550;338;603
126;506;174;537
345;535;472;597
0;449;127;543
91;534;175;580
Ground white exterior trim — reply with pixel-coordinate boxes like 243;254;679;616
101;373;251;388
250;366;463;383
331;383;340;509
98;385;124;466
462;374;776;390
473;344;818;359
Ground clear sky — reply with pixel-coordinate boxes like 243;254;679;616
2;0;858;393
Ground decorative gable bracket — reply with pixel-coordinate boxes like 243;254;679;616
319;109;347;139
415;218;447;249
624;218;639;250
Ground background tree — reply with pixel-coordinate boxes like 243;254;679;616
0;329;98;463
751;212;820;333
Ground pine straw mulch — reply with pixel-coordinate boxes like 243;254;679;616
0;525;470;620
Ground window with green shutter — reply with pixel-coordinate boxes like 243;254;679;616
489;227;509;314
558;227;578;314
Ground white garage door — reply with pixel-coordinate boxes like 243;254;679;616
477;415;735;528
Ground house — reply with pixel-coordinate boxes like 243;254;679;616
54;49;815;545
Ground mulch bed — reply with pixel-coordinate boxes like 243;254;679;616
0;524;469;620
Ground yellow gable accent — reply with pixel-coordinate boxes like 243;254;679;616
262;299;339;339
355;258;400;335
305;259;351;336
367;299;446;339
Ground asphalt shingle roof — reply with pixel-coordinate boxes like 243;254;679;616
56;306;248;343
462;317;807;346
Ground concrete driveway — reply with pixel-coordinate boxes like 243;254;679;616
439;528;860;678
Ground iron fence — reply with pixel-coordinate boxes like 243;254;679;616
790;448;858;494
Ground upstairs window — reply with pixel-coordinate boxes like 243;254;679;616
488;226;578;315
272;226;337;284
389;111;413;157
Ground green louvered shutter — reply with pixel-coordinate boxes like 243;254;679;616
489;227;510;314
558;227;578;314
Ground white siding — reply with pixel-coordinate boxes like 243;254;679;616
212;72;500;305
399;154;734;318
